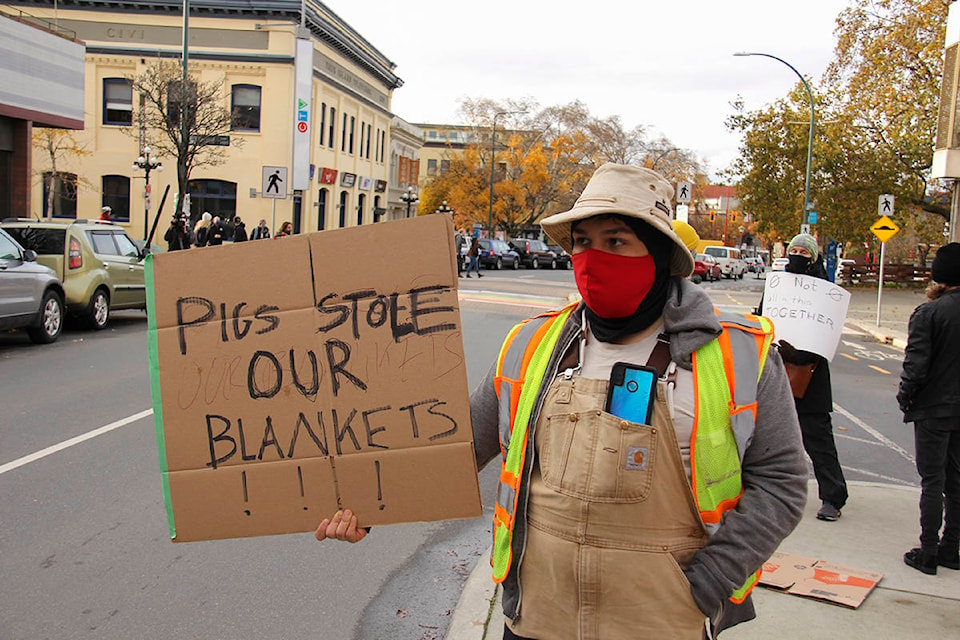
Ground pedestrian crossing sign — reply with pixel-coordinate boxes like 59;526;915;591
870;216;899;243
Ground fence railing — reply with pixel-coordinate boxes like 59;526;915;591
837;263;930;286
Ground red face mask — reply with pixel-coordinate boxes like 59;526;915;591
572;249;656;319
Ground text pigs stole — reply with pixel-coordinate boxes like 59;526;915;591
147;214;482;542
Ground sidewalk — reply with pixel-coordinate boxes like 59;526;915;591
446;285;960;639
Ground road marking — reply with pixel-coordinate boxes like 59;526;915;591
0;409;153;476
834;403;914;464
840;464;916;486
835;432;888;447
839;352;859;361
868;365;891;375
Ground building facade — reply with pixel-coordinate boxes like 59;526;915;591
387;116;422;221
9;0;402;238
0;10;85;219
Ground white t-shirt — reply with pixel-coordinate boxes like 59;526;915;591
579;320;695;478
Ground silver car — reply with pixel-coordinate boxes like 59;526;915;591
0;228;65;343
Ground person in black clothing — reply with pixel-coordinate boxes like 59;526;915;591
163;214;192;251
898;242;960;575
250;219;271;240
208;216;225;246
232;216;248;242
780;233;848;522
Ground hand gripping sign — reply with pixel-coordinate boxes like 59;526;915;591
146;215;481;542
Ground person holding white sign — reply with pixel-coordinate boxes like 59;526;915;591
778;233;848;523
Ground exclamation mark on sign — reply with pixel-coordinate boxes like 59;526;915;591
242;470;251;516
375;460;385;511
298;465;308;511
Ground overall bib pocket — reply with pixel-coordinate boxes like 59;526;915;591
540;410;657;502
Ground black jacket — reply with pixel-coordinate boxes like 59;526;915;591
898;287;960;421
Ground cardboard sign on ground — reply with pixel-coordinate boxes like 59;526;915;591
761;272;850;361
146;215;481;542
759;551;883;609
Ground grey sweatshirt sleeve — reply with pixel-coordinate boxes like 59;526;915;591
684;346;808;615
470;359;503;471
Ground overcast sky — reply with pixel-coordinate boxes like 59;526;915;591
330;0;852;181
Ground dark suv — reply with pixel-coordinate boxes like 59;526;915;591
1;219;147;329
478;238;520;270
546;244;572;270
508;238;557;269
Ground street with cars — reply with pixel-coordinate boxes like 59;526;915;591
0;265;934;639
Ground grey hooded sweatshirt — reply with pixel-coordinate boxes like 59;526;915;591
469;278;807;635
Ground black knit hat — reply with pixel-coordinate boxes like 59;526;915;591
932;243;960;285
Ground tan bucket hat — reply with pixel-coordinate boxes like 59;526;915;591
540;163;695;277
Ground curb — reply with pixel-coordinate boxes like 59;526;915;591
845;320;907;350
445;547;498;640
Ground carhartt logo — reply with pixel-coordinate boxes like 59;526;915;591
625;446;648;470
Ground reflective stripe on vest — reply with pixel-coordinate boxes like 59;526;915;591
490;303;577;583
692;310;774;602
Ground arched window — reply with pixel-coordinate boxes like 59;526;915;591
357;193;365;226
317;188;328;231
42;172;77;219
102;175;130;222
338;191;349;228
187;179;237;222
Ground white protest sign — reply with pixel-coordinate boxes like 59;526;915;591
762;273;850;361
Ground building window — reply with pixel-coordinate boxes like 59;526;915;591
102;175;130;222
349;116;355;154
317;188;327;230
339;190;348;228
319;102;326;146
328;107;336;149
428;130;437;140
167;81;197;127
357;193;365;226
186;179;237;221
427;159;438;176
42;172;77;219
360;122;366;158
103;78;132;126
341;113;348;152
375;128;381;162
365;125;372;159
441;159;450;174
231;84;261;131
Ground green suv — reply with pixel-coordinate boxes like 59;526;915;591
1;219;147;329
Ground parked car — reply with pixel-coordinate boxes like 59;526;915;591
478;238;520;270
546;244;572;270
0;227;65;343
692;253;722;283
771;257;789;272
702;245;746;279
1;219;148;330
508;238;558;269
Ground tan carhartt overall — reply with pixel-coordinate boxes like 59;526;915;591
507;375;709;640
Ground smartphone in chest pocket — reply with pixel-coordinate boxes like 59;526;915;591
604;362;658;424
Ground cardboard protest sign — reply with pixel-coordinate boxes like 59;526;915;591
761;272;850;361
146;215;481;542
760;552;883;609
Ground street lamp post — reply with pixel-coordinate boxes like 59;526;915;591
734;52;816;227
435;200;453;215
400;186;419;217
132;145;162;240
488;110;526;237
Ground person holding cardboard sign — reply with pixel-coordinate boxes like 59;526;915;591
316;164;807;639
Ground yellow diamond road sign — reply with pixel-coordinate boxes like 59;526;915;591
870;215;899;243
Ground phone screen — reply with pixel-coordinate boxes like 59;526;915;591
604;362;658;424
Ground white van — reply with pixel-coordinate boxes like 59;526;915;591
703;245;746;279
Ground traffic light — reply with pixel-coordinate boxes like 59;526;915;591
730;210;738;223
709;210;716;223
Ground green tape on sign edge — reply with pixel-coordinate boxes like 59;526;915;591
145;254;176;541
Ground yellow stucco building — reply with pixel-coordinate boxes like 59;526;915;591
9;0;411;239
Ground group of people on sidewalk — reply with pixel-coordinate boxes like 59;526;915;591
314;163;959;638
162;212;283;251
